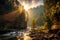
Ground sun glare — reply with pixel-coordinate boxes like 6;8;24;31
21;2;29;11
24;5;29;11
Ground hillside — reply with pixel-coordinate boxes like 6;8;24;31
0;0;27;30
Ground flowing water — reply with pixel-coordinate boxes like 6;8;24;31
0;27;32;40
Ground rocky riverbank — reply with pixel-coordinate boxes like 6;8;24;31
28;29;60;40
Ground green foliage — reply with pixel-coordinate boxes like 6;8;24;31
44;0;60;30
32;18;36;27
5;0;19;10
45;15;53;29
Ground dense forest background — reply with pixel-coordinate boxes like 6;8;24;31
44;0;60;30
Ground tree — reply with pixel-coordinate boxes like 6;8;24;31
44;0;60;30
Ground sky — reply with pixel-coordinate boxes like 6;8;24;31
18;0;44;10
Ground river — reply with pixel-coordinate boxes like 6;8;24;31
0;27;32;40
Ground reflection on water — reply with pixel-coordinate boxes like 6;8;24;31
1;26;60;40
0;28;32;40
23;32;32;40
